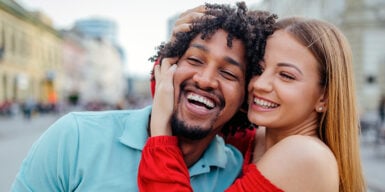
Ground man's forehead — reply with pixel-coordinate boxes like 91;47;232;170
190;30;246;60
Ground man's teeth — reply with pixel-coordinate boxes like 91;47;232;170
253;98;278;108
187;93;215;109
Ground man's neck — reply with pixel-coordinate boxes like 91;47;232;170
178;134;216;167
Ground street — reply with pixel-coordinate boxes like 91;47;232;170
361;129;385;192
1;113;385;192
0;114;61;192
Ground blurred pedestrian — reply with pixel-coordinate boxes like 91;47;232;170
22;97;36;120
379;95;385;124
376;95;385;144
10;98;20;117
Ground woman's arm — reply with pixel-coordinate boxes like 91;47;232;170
138;136;283;192
138;136;192;192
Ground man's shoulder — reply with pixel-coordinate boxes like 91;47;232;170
64;106;151;125
47;106;152;135
68;105;152;120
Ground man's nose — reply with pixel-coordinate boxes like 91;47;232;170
192;67;219;90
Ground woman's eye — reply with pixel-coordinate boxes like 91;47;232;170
280;72;295;80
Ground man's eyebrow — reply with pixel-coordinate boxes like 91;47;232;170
190;43;208;52
278;63;303;75
224;57;242;68
190;43;243;68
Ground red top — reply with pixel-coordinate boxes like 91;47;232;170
138;136;283;192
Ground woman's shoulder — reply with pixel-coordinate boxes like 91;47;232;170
257;135;339;192
274;135;333;155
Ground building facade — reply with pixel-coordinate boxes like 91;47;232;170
0;0;62;108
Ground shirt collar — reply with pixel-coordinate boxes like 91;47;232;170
188;135;228;176
118;106;152;150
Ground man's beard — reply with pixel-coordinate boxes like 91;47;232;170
171;111;218;140
171;81;225;140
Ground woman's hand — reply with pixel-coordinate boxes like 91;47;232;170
150;5;206;136
150;58;178;136
169;5;206;42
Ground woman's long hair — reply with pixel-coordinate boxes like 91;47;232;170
275;17;366;192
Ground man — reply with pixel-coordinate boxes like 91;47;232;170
11;3;275;192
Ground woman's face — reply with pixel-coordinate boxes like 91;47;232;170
247;30;325;132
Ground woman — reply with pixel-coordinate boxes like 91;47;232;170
140;15;366;192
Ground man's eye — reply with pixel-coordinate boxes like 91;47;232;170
221;70;238;81
187;57;203;65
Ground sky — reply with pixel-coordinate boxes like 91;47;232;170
17;0;261;77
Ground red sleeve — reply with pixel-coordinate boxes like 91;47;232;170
138;136;193;192
138;136;283;192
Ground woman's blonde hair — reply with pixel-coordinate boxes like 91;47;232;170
275;17;366;192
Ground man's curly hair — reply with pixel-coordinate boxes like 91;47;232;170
150;2;277;136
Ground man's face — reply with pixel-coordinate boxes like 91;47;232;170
171;29;247;140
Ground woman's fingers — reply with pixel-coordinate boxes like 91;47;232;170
161;58;178;74
154;58;178;82
169;5;206;42
178;5;206;18
150;58;178;137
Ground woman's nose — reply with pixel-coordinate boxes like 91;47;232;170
249;72;273;93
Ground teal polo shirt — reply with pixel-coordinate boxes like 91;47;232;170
11;106;243;192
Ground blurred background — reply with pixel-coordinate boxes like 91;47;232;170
0;0;384;191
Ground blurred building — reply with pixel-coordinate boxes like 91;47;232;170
73;18;125;63
255;0;385;111
166;13;179;41
61;18;127;108
74;18;118;45
0;0;62;106
126;76;151;109
61;32;86;106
